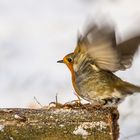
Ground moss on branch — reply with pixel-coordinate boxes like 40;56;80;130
0;104;119;140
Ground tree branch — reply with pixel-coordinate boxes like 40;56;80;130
0;104;119;140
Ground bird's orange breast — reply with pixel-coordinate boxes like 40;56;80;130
67;63;80;95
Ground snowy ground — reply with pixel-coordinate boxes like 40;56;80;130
0;0;140;139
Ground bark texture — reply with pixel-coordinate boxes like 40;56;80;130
0;104;119;140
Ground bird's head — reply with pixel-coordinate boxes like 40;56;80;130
57;53;74;73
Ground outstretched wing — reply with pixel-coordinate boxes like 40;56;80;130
73;23;140;72
118;36;140;70
73;23;121;72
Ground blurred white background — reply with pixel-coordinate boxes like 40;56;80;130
0;0;140;139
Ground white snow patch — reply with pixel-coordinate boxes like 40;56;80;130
73;126;89;136
73;121;107;137
79;121;107;131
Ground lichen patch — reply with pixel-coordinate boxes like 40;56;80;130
73;121;108;137
0;124;5;132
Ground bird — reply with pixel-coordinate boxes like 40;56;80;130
57;22;140;105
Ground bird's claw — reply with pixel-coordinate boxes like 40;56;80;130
64;99;82;107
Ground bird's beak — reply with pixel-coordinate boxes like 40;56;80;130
57;60;64;63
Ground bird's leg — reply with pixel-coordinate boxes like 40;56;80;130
75;92;81;103
90;100;103;109
64;92;82;106
72;92;82;105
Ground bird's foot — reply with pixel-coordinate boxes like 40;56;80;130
89;103;103;109
64;99;82;107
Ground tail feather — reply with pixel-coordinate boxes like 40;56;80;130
117;81;140;95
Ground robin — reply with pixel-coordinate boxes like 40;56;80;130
57;23;140;105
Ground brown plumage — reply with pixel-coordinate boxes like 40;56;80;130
58;22;140;105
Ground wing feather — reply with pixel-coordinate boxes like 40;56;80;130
74;23;121;72
73;22;140;72
118;36;140;69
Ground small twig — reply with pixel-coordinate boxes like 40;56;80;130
55;93;58;104
33;96;43;107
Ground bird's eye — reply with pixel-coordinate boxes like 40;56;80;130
67;58;72;62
